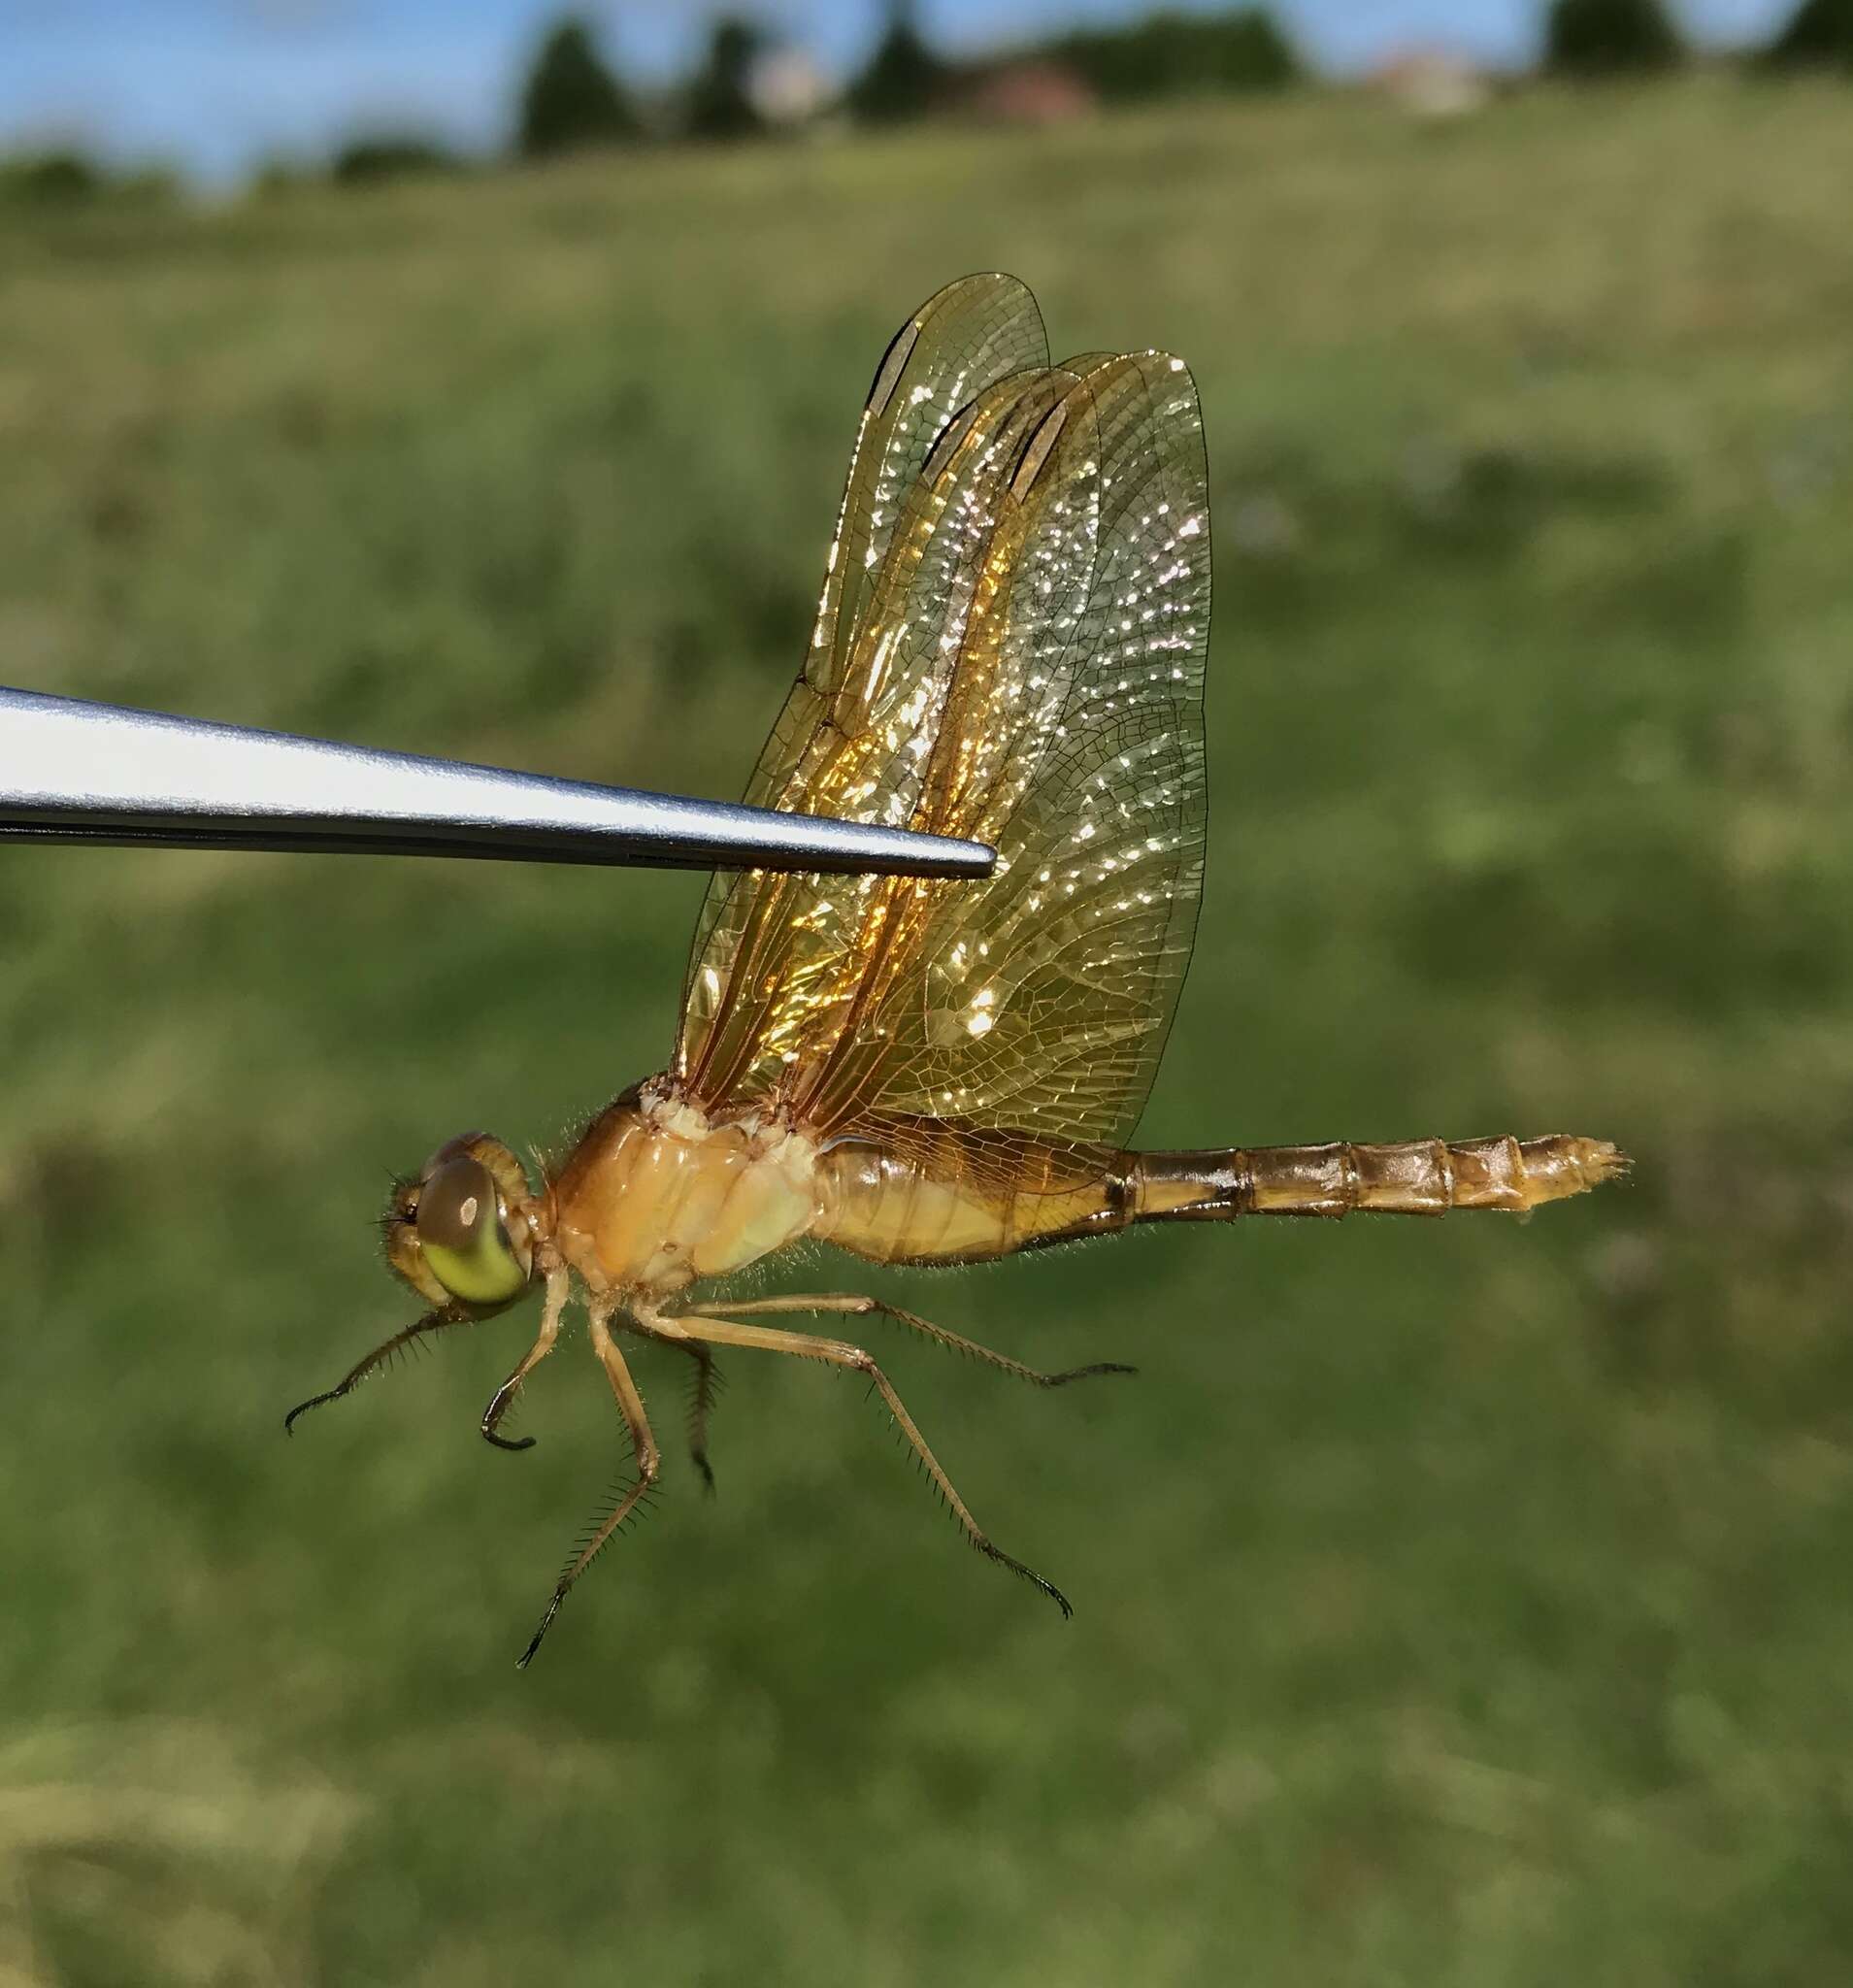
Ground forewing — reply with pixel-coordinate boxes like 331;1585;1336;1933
678;361;1072;1108
786;273;1050;796
678;274;1049;1094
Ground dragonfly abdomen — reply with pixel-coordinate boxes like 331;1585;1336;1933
1129;1135;1626;1222
814;1125;1625;1266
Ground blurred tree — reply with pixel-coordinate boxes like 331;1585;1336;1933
517;16;638;159
685;17;766;140
0;149;182;210
1543;0;1685;75
331;135;463;186
250;156;312;199
113;163;182;207
1053;9;1301;103
1763;0;1853;68
0;149;104;204
850;0;944;121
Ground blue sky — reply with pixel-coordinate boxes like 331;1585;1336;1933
1;0;1800;182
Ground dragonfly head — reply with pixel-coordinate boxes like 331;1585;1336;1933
383;1133;541;1310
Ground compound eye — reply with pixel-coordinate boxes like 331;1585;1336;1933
415;1154;527;1305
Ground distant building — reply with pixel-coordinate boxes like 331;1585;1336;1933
951;59;1097;127
748;46;833;130
1372;47;1491;119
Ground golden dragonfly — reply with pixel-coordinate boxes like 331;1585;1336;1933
286;274;1625;1665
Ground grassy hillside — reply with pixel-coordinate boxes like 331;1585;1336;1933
4;77;1853;1985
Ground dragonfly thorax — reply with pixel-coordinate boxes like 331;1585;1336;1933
548;1077;821;1302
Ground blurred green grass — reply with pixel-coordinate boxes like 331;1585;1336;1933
5;76;1853;1986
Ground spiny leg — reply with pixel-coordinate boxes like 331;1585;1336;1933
659;1313;1071;1619
517;1303;661;1670
682;1292;1135;1389
660;1335;722;1493
283;1303;472;1435
480;1268;569;1451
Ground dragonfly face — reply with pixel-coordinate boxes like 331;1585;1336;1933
382;1134;541;1312
288;273;1623;1668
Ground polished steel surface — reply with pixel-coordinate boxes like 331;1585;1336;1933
0;686;997;877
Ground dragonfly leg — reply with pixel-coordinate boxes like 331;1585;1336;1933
656;1335;721;1493
480;1268;569;1451
657;1312;1072;1619
517;1301;661;1670
681;1292;1135;1389
283;1303;473;1435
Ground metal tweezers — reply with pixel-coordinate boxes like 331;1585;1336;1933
0;686;994;878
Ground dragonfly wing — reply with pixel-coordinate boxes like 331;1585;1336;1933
677;298;1209;1173
679;360;1072;1106
806;350;1211;1159
678;274;1049;1088
778;272;1050;796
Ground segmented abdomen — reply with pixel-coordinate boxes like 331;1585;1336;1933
813;1120;1626;1267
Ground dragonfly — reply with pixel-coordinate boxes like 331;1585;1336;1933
285;274;1626;1666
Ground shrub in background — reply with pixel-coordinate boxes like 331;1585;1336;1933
685;18;765;140
0;149;180;208
517;16;638;158
1055;8;1301;102
0;149;103;204
850;0;944;122
1763;0;1853;69
331;135;463;186
1543;0;1686;75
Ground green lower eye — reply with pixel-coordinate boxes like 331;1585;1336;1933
417;1155;527;1305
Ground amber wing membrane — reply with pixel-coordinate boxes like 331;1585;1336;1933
677;280;1210;1181
680;272;1047;1000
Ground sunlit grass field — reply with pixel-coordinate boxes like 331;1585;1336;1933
5;75;1853;1985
